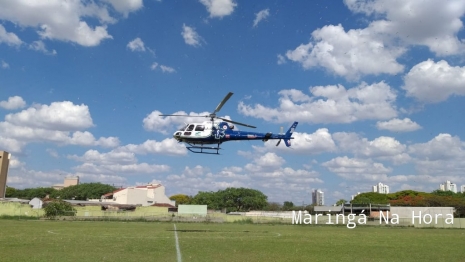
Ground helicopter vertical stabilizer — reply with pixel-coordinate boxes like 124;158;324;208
284;122;298;147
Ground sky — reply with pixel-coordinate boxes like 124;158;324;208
1;0;465;206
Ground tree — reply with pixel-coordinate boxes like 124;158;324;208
51;183;117;200
336;199;347;206
5;186;16;198
190;187;268;212
282;201;294;211
43;200;76;217
169;194;191;206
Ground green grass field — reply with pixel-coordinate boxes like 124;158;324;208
1;220;464;262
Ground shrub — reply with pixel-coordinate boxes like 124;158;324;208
43;200;76;218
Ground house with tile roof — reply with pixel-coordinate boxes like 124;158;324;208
91;183;176;207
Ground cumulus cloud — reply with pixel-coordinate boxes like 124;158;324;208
104;0;143;17
0;1;118;47
253;9;270;27
0;96;26;110
127;37;145;52
182;24;204;47
376;118;421;132
344;0;465;56
402;59;465;103
334;132;410;164
238;82;397;124
285;24;405;80
29;40;57;55
0;24;22;46
118;139;188;156
199;0;237;18
5;101;93;131
322;156;392;181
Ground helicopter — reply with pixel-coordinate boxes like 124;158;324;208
159;92;298;154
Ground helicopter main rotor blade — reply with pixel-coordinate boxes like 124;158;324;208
217;117;256;128
159;114;208;117
212;92;233;114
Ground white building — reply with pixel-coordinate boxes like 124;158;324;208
312;189;324;206
460;185;465;193
91;183;175;207
373;182;389;194
439;180;457;193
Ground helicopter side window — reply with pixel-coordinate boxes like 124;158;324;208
195;125;205;131
186;124;195;131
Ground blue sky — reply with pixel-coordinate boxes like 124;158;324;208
1;0;465;205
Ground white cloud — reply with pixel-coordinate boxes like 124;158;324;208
160;65;176;73
344;0;465;56
29;40;57;55
408;133;464;161
253;9;270;27
104;0;143;17
127;37;145;52
5;101;93;131
0;136;25;154
73;162;169;174
199;0;237;18
0;1;116;47
69;149;137;165
68;131;120;148
402;59;465;103
0;24;22;46
285;24;405;80
182;24;204;47
119;139;188;156
238;82;397;124
334;132;410;164
322;156;392;181
376;118;421;132
1;60;9;69
0;96;26;110
277;54;286;65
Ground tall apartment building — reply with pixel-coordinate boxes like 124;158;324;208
461;185;465;194
0;151;11;199
439;180;457;193
312;189;324;206
373;182;389;194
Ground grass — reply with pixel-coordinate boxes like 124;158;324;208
0;220;464;262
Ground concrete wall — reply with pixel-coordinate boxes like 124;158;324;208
178;205;207;216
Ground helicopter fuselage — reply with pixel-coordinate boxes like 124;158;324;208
173;121;297;146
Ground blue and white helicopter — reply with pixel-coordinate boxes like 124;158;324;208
160;92;298;154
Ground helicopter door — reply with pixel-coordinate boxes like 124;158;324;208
184;124;195;136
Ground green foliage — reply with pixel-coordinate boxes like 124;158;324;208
190;187;268;212
7;187;57;200
43;200;76;217
335;199;347;206
351;192;389;204
50;183;117;200
169;194;192;206
264;202;282;211
282;201;294;211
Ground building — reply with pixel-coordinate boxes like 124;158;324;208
351;192;361;200
92;183;175;207
373;182;389;194
52;176;80;190
0;151;11;199
312;189;324;206
439;180;457;193
461;185;465;193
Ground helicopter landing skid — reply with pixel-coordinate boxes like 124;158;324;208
186;143;221;154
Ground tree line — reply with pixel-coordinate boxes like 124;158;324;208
351;190;465;217
6;183;117;200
